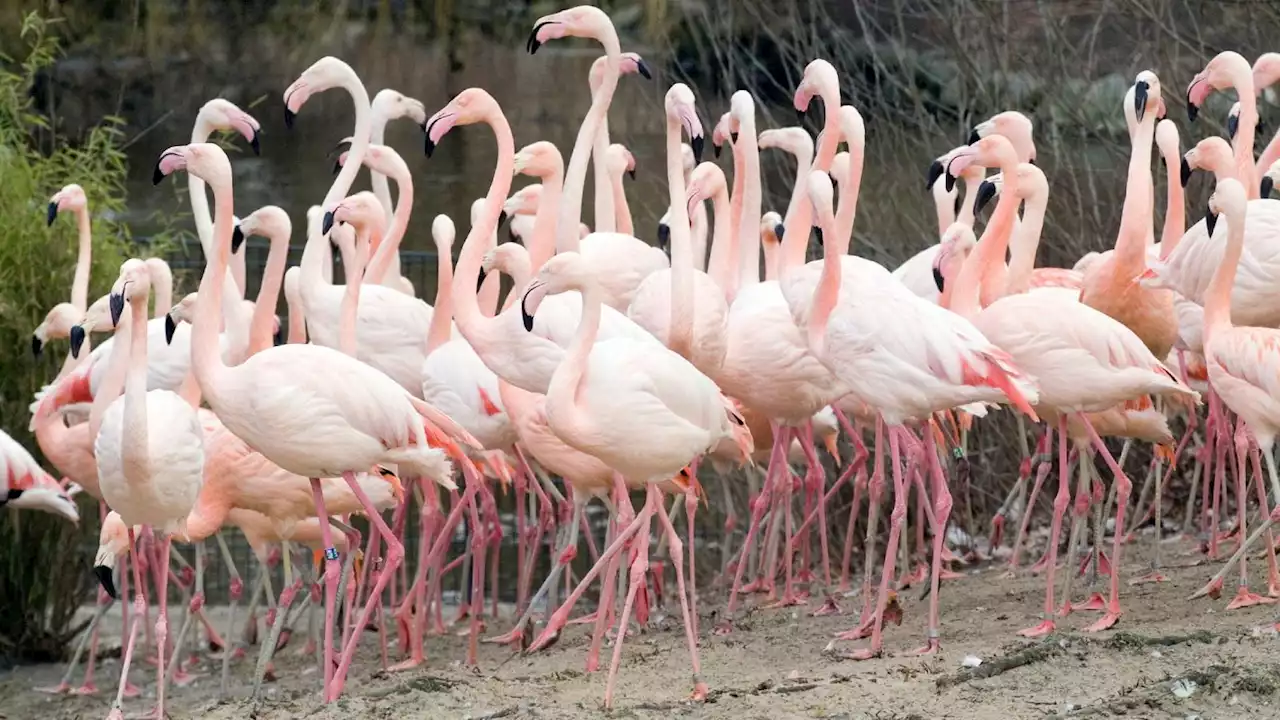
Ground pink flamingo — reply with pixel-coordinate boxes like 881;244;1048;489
943;127;1197;637
604;143;636;235
518;249;753;707
368;88;426;294
587;51;650;234
527;5;669;310
92;258;205;720
1186;178;1280;604
152;142;471;702
0;429;78;522
627;84;729;374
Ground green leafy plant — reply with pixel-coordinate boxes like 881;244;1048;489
0;12;144;665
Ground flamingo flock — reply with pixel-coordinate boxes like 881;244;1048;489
9;5;1280;713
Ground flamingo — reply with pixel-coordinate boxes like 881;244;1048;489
151;142;471;702
603;143;636;235
189;99;261;299
517;250;753;707
368;88;427;294
0;429;78;522
586;51;650;234
627;84;729;374
1185;177;1280;605
1079;75;1177;359
942;124;1196;639
92;258;205;720
526;5;669;310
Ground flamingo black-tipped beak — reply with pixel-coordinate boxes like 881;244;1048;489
974;180;998;214
1263;176;1275;198
944;172;957;193
1205;207;1218;236
925;159;944;191
46;202;57;227
814;227;824;247
1187;96;1199;122
774;222;786;241
527;21;553;55
691;135;705;163
250;129;261;156
109;293;125;328
69;326;85;358
31;334;42;359
322;211;335;236
636;58;653;80
1133;80;1149;123
968;128;981;145
332;160;342;175
477;268;487;293
933;265;946;293
953;191;964;217
656;222;671;251
795;107;806;121
151;163;166;186
520;290;536;332
94;565;118;600
713;143;722;159
1227;114;1239;140
729;131;739;144
284;106;296;129
424;135;436;158
627;168;636;181
498;210;509;228
1180;157;1192;188
273;325;284;347
164;314;177;345
231;224;246;254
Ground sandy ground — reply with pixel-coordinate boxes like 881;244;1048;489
3;537;1280;720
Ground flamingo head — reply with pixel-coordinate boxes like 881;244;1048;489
685;162;726;216
1183;136;1233;187
605;143;636;181
46;183;88;227
371;88;427;128
513;141;564;180
760;211;786;249
324;191;384;241
1261;158;1280;198
93;511;133;599
588;52;652;93
482;242;529;278
527;5;611;54
198;98;261;155
728;90;756;146
236;206;292;255
503;184;542;219
969;110;1036;163
831;152;851;195
165;292;198;345
424;88;499;157
431;214;457;255
70;294;111;357
283;56;356;129
711;112;732;157
1206;177;1248;239
946;134;1017;180
32;303;84;358
1187;51;1251;122
520;252;590;331
1131;70;1163;123
109;259;152;327
1253;52;1280;96
932;223;978;292
666;84;705;162
1155;119;1182;167
153;142;232;189
794;59;839;118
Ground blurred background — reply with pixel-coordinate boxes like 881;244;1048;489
1;0;1275;664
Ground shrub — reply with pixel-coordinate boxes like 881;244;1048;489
0;13;139;666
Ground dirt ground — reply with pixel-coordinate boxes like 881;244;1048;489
3;537;1280;720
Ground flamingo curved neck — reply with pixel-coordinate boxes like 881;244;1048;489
1114;102;1158;271
323;73;373;211
424;241;455;356
954;163;1021;318
529;167;564;274
1158;150;1186;260
593;115;616;233
246;234;290;359
1204;207;1245;342
705;186;737;298
369;110;395;222
191;172;236;412
121;299;151;485
1006;191;1047;296
366;170;412;285
71;207;93;312
736;117;763;294
560;36;621;252
450;111;516;349
665;115;695;358
337;227;373;356
611;166;633;235
547;279;604;444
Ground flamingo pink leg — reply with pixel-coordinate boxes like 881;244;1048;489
912;422;953;655
1247;443;1280;597
106;527;147;720
1010;427;1054;570
1018;417;1069;638
720;429;787;626
835;418;886;641
602;487;658;709
655;484;709;700
838;426;908;660
1226;418;1274;609
308;478;338;702
1080;414;1132;631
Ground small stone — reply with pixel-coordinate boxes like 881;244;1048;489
786;669;801;680
961;655;982;668
1171;678;1197;699
1150;650;1162;659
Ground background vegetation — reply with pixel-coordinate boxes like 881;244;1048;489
1;0;1278;663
